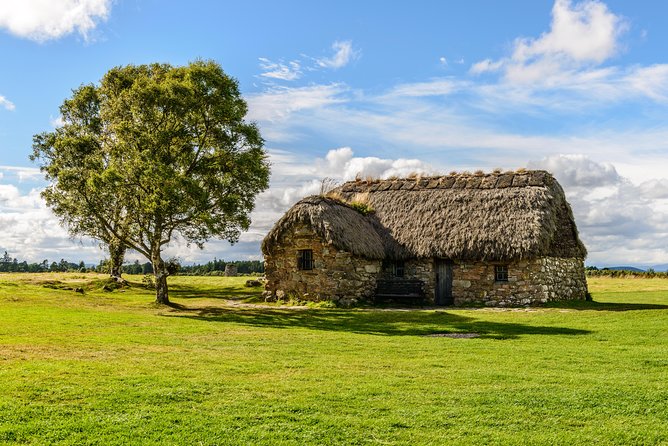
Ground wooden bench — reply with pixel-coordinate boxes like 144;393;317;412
374;279;425;303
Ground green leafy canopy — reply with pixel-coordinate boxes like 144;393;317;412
31;60;270;303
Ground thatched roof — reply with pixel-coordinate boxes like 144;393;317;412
262;170;587;261
261;196;405;258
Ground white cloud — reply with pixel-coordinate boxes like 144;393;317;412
316;40;358;69
325;146;353;171
471;0;627;84
470;59;503;75
50;115;65;128
638;179;668;199
0;94;15;111
0;0;112;42
623;64;668;102
319;147;436;181
246;84;348;124
258;57;302;81
0;183;101;263
0;165;43;182
515;0;623;63
527;154;620;188
257;40;358;84
385;79;462;98
528;155;668;266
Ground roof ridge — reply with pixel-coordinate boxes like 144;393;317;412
338;170;554;193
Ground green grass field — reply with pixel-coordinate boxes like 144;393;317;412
0;273;666;445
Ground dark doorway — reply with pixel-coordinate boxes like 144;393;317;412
435;259;453;306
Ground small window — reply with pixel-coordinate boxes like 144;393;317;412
495;265;508;282
393;260;405;278
297;249;313;270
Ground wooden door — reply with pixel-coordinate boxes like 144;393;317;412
435;259;453;306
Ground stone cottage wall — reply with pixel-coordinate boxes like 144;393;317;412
450;257;587;306
264;223;381;306
264;221;587;307
378;258;436;298
532;257;588;303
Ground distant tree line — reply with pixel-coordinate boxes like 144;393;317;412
585;266;668;278
177;259;264;276
0;251;84;273
1;251;263;276
116;258;264;276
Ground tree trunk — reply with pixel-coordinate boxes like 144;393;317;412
108;238;125;280
152;254;170;305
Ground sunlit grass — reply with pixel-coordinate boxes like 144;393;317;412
0;273;666;445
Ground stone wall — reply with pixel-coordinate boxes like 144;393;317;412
450;257;587;306
378;258;435;298
533;257;589;303
224;264;237;277
264;222;587;307
263;223;381;306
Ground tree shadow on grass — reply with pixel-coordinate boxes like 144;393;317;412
540;300;668;312
167;283;263;301
163;307;591;339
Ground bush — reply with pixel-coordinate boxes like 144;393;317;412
142;274;156;289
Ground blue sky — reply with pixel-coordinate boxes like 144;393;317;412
1;0;668;267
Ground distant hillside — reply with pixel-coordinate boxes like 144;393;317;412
650;264;668;272
601;266;645;272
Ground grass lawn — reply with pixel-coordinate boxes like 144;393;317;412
0;273;666;445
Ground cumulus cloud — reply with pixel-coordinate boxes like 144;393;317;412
638;179;668;199
527;154;620;188
0;0;112;42
514;0;623;63
258;57;302;81
0;183;101;263
471;0;627;84
529;154;668;266
445;1;668;109
0;94;15;111
319;147;436;180
259;147;433;209
316;40;358;69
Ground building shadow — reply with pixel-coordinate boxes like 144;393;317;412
162;306;591;339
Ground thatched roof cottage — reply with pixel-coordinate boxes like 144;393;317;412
262;170;588;306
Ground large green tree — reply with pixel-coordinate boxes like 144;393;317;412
32;83;128;280
32;61;270;304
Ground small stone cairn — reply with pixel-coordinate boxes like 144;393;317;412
224;264;238;277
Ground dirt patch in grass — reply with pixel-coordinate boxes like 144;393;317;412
424;332;480;338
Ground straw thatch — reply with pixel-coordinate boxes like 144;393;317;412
262;170;586;261
261;196;400;258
